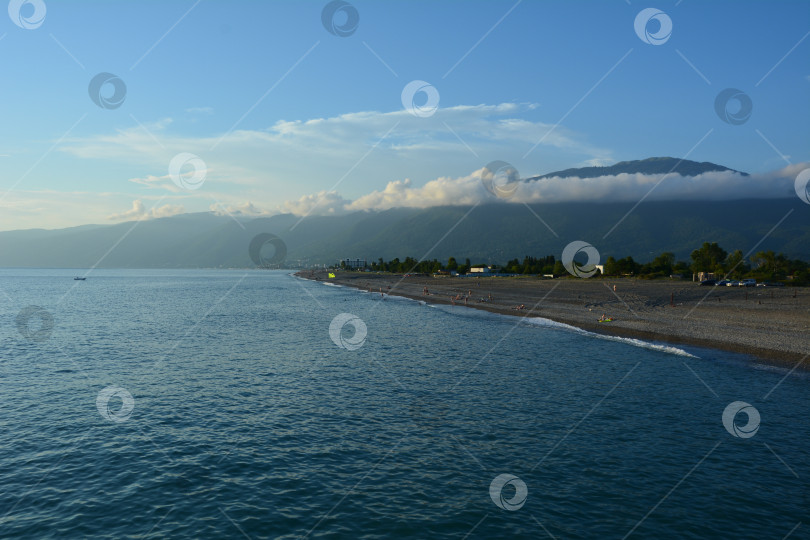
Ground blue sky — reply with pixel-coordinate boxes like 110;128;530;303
1;0;808;230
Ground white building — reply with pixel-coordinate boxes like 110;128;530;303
469;266;493;274
341;258;367;269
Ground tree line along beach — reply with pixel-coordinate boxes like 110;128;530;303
298;270;809;370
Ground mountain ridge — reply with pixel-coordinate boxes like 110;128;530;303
0;199;805;268
1;158;804;268
529;156;748;181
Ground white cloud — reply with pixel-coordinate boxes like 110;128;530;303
0;190;187;231
209;201;271;217
107;199;185;221
515;166;798;203
46;104;807;226
278;162;807;215
3;162;804;231
59;103;613;206
347;175;483;211
277;191;352;216
128;174;182;192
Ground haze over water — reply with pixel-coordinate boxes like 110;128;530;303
2;269;806;538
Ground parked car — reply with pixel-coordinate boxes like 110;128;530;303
741;279;757;287
727;280;742;287
699;279;717;286
716;279;733;286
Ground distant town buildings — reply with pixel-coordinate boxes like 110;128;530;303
341;258;367;269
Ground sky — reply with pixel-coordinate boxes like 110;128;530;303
0;0;808;231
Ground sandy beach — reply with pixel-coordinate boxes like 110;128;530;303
297;270;810;370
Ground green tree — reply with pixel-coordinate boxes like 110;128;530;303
615;256;640;275
690;242;727;273
672;261;690;276
646;252;674;276
724;249;747;278
603;256;618;276
752;251;791;279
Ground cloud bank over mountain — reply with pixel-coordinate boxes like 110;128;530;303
107;200;185;221
12;98;804;230
268;161;807;217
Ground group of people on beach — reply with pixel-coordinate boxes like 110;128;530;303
447;288;495;306
450;293;467;305
346;276;619;322
364;285;390;299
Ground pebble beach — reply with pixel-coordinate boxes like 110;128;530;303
299;271;810;370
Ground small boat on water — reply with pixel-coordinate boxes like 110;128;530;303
74;277;86;281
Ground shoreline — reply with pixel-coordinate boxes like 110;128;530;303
296;270;809;372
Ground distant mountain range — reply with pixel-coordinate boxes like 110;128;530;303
528;156;748;181
1;158;805;268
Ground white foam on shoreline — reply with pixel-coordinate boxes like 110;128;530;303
426;299;698;358
594;334;698;357
518;316;697;357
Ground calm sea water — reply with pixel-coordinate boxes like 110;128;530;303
1;269;807;539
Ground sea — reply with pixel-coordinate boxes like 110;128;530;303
1;268;807;539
